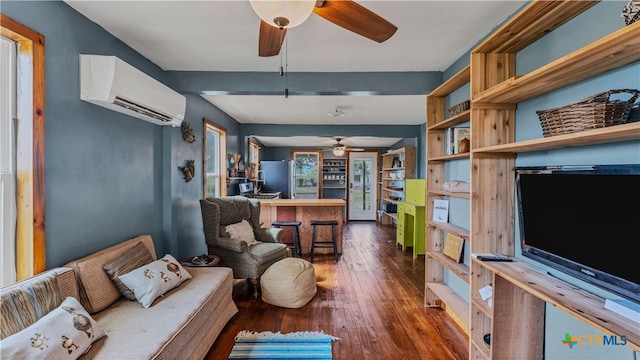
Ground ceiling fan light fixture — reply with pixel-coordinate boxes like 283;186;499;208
332;147;345;157
249;0;316;29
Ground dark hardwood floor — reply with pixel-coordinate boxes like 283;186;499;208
205;221;469;360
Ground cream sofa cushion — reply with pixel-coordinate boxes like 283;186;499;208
64;235;157;314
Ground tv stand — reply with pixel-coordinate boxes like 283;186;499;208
475;258;639;351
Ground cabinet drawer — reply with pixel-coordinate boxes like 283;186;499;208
396;228;404;239
396;211;405;222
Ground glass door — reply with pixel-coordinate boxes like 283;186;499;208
292;151;319;199
348;152;378;220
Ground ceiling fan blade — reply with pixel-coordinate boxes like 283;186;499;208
258;21;286;57
313;0;397;43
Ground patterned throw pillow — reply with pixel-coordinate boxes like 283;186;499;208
103;241;154;301
225;219;260;246
117;254;192;308
0;297;105;360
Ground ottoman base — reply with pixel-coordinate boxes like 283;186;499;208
261;258;317;308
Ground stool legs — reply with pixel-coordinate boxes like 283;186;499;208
310;221;339;262
292;226;302;258
271;221;302;258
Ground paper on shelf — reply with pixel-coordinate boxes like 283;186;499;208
433;199;449;222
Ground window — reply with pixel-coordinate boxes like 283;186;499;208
1;35;17;286
203;119;227;198
247;138;260;178
1;15;46;282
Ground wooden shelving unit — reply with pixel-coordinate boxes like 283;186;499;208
321;158;347;199
424;64;472;334
379;147;415;224
467;2;640;358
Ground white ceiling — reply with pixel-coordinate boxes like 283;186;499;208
64;0;526;145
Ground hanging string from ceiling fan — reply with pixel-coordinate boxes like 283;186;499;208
279;34;289;98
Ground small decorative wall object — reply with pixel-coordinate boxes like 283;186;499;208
622;0;640;25
178;160;195;182
181;122;196;143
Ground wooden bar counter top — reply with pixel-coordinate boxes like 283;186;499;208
259;199;346;256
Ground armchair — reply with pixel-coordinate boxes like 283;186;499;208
200;196;289;298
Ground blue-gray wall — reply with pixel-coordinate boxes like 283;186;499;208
1;1;245;265
1;0;432;267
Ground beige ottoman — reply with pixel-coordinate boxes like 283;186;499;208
261;257;317;308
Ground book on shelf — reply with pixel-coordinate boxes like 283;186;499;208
445;127;470;155
432;199;449;222
604;298;640;324
443;233;464;263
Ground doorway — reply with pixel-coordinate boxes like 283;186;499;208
348;151;378;221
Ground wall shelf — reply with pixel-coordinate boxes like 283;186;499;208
468;2;640;358
426;251;469;282
321;157;347;199
379;147;415;225
425;282;469;333
425;62;471;334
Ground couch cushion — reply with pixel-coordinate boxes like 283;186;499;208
249;242;290;263
64;235;157;314
103;241;155;301
1;297;105;359
118;254;192;308
81;267;237;359
0;272;63;339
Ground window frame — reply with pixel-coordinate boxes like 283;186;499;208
1;14;46;280
202;118;227;198
247;138;260;179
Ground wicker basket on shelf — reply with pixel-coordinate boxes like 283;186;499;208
447;100;470;116
535;89;639;137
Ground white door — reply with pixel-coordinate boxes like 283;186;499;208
348;152;378;220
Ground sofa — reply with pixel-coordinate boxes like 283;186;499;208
0;234;238;359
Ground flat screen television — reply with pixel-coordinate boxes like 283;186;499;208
516;164;640;303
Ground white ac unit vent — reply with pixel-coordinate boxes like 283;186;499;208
80;54;186;127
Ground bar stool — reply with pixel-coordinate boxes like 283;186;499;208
271;221;302;258
310;220;339;262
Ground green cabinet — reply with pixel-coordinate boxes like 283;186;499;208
396;179;426;259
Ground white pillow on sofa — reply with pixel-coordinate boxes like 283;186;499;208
118;254;192;308
225;219;260;246
0;297;105;360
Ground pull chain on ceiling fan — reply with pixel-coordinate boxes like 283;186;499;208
250;0;398;57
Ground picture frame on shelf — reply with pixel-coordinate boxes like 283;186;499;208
443;233;464;263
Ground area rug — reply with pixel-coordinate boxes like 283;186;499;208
228;330;339;359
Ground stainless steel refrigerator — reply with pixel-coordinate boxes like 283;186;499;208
258;161;295;199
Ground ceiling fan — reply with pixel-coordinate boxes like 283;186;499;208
329;137;364;156
249;0;398;57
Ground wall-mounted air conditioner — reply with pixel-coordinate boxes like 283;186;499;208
80;54;186;127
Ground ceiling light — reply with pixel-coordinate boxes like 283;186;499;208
249;0;316;29
332;139;346;156
332;147;345;157
328;107;346;117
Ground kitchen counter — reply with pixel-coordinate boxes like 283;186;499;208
259;199;345;206
259;199;346;256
